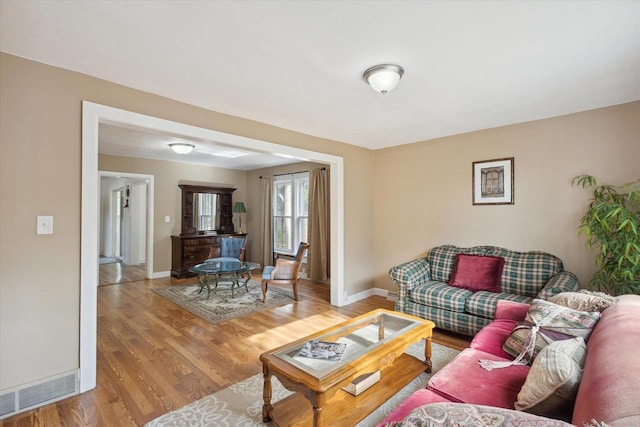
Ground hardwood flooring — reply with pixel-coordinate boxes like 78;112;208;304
4;276;469;427
99;261;146;286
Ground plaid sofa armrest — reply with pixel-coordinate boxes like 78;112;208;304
537;270;580;300
389;259;431;312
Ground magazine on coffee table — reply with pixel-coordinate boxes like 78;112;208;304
297;340;347;361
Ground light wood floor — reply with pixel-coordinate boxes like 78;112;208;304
99;261;147;286
4;275;469;426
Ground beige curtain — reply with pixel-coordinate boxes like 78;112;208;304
260;176;274;267
308;168;329;281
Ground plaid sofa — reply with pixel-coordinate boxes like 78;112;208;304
389;245;579;336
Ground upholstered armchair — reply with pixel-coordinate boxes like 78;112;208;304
261;242;309;302
207;236;247;262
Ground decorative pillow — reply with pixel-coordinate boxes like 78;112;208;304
515;337;586;415
502;299;600;363
548;290;617;312
448;254;505;292
397;402;574;427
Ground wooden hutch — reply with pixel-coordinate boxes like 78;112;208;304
171;184;244;278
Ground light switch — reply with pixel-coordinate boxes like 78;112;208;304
165;216;171;223
37;216;53;235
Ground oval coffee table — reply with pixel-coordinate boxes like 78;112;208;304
189;259;260;299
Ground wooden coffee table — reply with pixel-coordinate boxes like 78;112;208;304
260;309;435;426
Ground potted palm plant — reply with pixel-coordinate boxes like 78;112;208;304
572;175;640;295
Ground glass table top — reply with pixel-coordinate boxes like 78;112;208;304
189;259;260;274
273;311;421;378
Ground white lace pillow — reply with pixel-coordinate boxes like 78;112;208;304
515;336;586;415
548;290;616;312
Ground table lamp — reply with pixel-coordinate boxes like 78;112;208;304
233;202;247;234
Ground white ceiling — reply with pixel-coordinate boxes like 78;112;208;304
2;1;639;158
98;123;300;170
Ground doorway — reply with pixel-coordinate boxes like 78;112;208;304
98;172;154;286
81;101;344;393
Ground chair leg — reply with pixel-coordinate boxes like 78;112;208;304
292;279;299;301
261;280;268;303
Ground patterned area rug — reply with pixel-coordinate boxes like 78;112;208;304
145;341;460;427
153;279;297;325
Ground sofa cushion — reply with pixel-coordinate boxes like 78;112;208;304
548;290;617;312
393;403;574;427
448;254;505;292
428;348;530;409
403;300;491;336
503;299;600;363
410;282;472;312
515;337;586;416
465;291;532;319
470;319;518;359
375;388;450;427
487;247;563;297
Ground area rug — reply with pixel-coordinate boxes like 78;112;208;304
153;279;297;325
145;341;460;427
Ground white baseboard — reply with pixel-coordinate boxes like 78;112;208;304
151;271;171;279
344;287;389;305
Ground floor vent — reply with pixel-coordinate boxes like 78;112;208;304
0;371;78;419
387;291;398;302
0;391;16;417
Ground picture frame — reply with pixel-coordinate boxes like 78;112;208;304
472;157;514;205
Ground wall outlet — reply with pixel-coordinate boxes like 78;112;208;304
37;216;53;235
165;216;171;223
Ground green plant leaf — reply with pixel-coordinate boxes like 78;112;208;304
574;174;640;295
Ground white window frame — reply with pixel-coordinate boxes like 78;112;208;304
273;172;309;256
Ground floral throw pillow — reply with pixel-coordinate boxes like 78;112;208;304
548;290;617;312
502;299;600;363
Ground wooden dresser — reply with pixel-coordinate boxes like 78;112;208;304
171;234;244;278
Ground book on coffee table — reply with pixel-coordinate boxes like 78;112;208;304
342;370;380;396
297;340;347;361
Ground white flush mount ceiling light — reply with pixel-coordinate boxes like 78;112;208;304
363;64;404;94
169;142;195;154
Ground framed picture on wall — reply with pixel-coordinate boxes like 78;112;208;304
472;157;514;205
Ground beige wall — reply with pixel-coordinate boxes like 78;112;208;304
99;155;248;273
0;53;374;390
373;101;640;291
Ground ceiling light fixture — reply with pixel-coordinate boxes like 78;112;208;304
169;143;195;154
363;64;404;94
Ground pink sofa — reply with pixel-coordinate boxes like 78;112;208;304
379;295;640;426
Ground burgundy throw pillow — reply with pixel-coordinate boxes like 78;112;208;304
448;254;505;292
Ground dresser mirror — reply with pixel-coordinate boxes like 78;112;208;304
179;184;235;235
192;192;220;232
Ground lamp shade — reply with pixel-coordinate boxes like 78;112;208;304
233;202;247;213
169;143;195;154
363;64;404;94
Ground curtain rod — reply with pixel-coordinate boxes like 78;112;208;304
260;167;325;179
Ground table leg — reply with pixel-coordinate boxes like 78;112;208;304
241;271;250;292
310;392;326;427
424;336;432;373
205;273;211;299
262;366;273;423
232;272;239;298
196;273;211;299
313;406;323;427
196;273;205;295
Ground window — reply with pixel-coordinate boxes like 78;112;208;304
273;172;309;255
